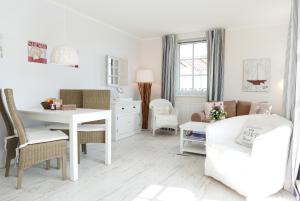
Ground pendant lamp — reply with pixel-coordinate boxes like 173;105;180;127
51;5;79;66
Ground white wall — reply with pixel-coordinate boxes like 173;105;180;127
224;25;288;114
140;39;162;99
0;0;141;167
140;25;288;123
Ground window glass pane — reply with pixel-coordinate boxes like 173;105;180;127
194;42;207;58
194;75;207;91
194;58;207;75
180;59;193;75
180;43;193;59
180;76;193;90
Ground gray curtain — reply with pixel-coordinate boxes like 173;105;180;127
162;34;176;105
284;0;300;199
206;29;225;101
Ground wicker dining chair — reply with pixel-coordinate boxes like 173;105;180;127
0;89;18;177
4;89;68;189
0;89;61;176
47;89;110;163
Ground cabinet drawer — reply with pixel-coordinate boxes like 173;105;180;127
115;104;130;114
130;103;140;114
115;103;140;114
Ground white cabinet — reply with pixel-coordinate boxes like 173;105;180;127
111;100;141;141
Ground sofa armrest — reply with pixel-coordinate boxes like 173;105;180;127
251;125;292;173
248;125;292;196
191;111;207;122
206;115;249;145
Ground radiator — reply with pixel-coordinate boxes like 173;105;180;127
175;98;205;124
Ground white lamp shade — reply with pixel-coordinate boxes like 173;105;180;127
50;46;79;66
136;69;154;83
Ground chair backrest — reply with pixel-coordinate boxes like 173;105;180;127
60;89;83;108
0;89;15;137
4;89;27;145
149;99;172;110
82;90;110;124
60;89;111;124
82;90;110;110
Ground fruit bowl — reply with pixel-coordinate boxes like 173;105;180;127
41;101;51;109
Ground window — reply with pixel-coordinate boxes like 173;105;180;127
177;40;207;96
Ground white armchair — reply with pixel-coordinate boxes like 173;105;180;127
149;99;178;136
205;114;292;199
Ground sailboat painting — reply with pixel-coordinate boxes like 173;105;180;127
243;58;271;92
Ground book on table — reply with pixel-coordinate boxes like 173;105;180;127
185;131;206;141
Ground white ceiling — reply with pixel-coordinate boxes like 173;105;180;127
50;0;291;39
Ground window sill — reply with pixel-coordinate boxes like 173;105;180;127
175;95;206;98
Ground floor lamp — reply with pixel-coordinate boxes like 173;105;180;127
136;69;154;129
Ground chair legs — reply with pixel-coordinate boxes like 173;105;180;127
62;157;67;180
82;144;87;154
16;167;23;189
152;127;178;136
46;160;51;170
57;158;61;169
78;143;81;164
5;155;11;177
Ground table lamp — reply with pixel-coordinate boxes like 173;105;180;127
136;69;154;129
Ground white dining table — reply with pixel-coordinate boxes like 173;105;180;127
18;108;112;181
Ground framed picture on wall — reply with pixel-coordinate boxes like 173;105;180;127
28;41;47;64
243;58;271;92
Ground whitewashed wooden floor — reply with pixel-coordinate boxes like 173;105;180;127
0;131;296;201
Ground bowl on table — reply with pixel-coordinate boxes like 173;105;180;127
41;101;51;110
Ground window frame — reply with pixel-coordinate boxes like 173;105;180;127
176;38;208;97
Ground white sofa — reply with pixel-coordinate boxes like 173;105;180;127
205;114;292;199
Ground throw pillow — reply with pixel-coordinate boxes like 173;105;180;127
205;101;224;119
236;120;273;148
249;102;272;115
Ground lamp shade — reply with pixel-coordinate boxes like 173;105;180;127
50;46;79;66
136;69;154;83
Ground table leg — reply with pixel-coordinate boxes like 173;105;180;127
180;128;184;154
69;118;78;181
105;115;111;165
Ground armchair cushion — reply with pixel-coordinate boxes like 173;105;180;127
26;130;68;146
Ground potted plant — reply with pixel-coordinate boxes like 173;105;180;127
209;106;227;122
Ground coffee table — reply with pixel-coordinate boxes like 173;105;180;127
179;121;208;155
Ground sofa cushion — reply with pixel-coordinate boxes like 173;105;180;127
236;101;251;116
249;102;272;115
224;100;237;118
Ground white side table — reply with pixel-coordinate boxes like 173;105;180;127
179;121;208;155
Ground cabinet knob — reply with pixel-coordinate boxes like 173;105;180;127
122;107;125;110
133;106;136;108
